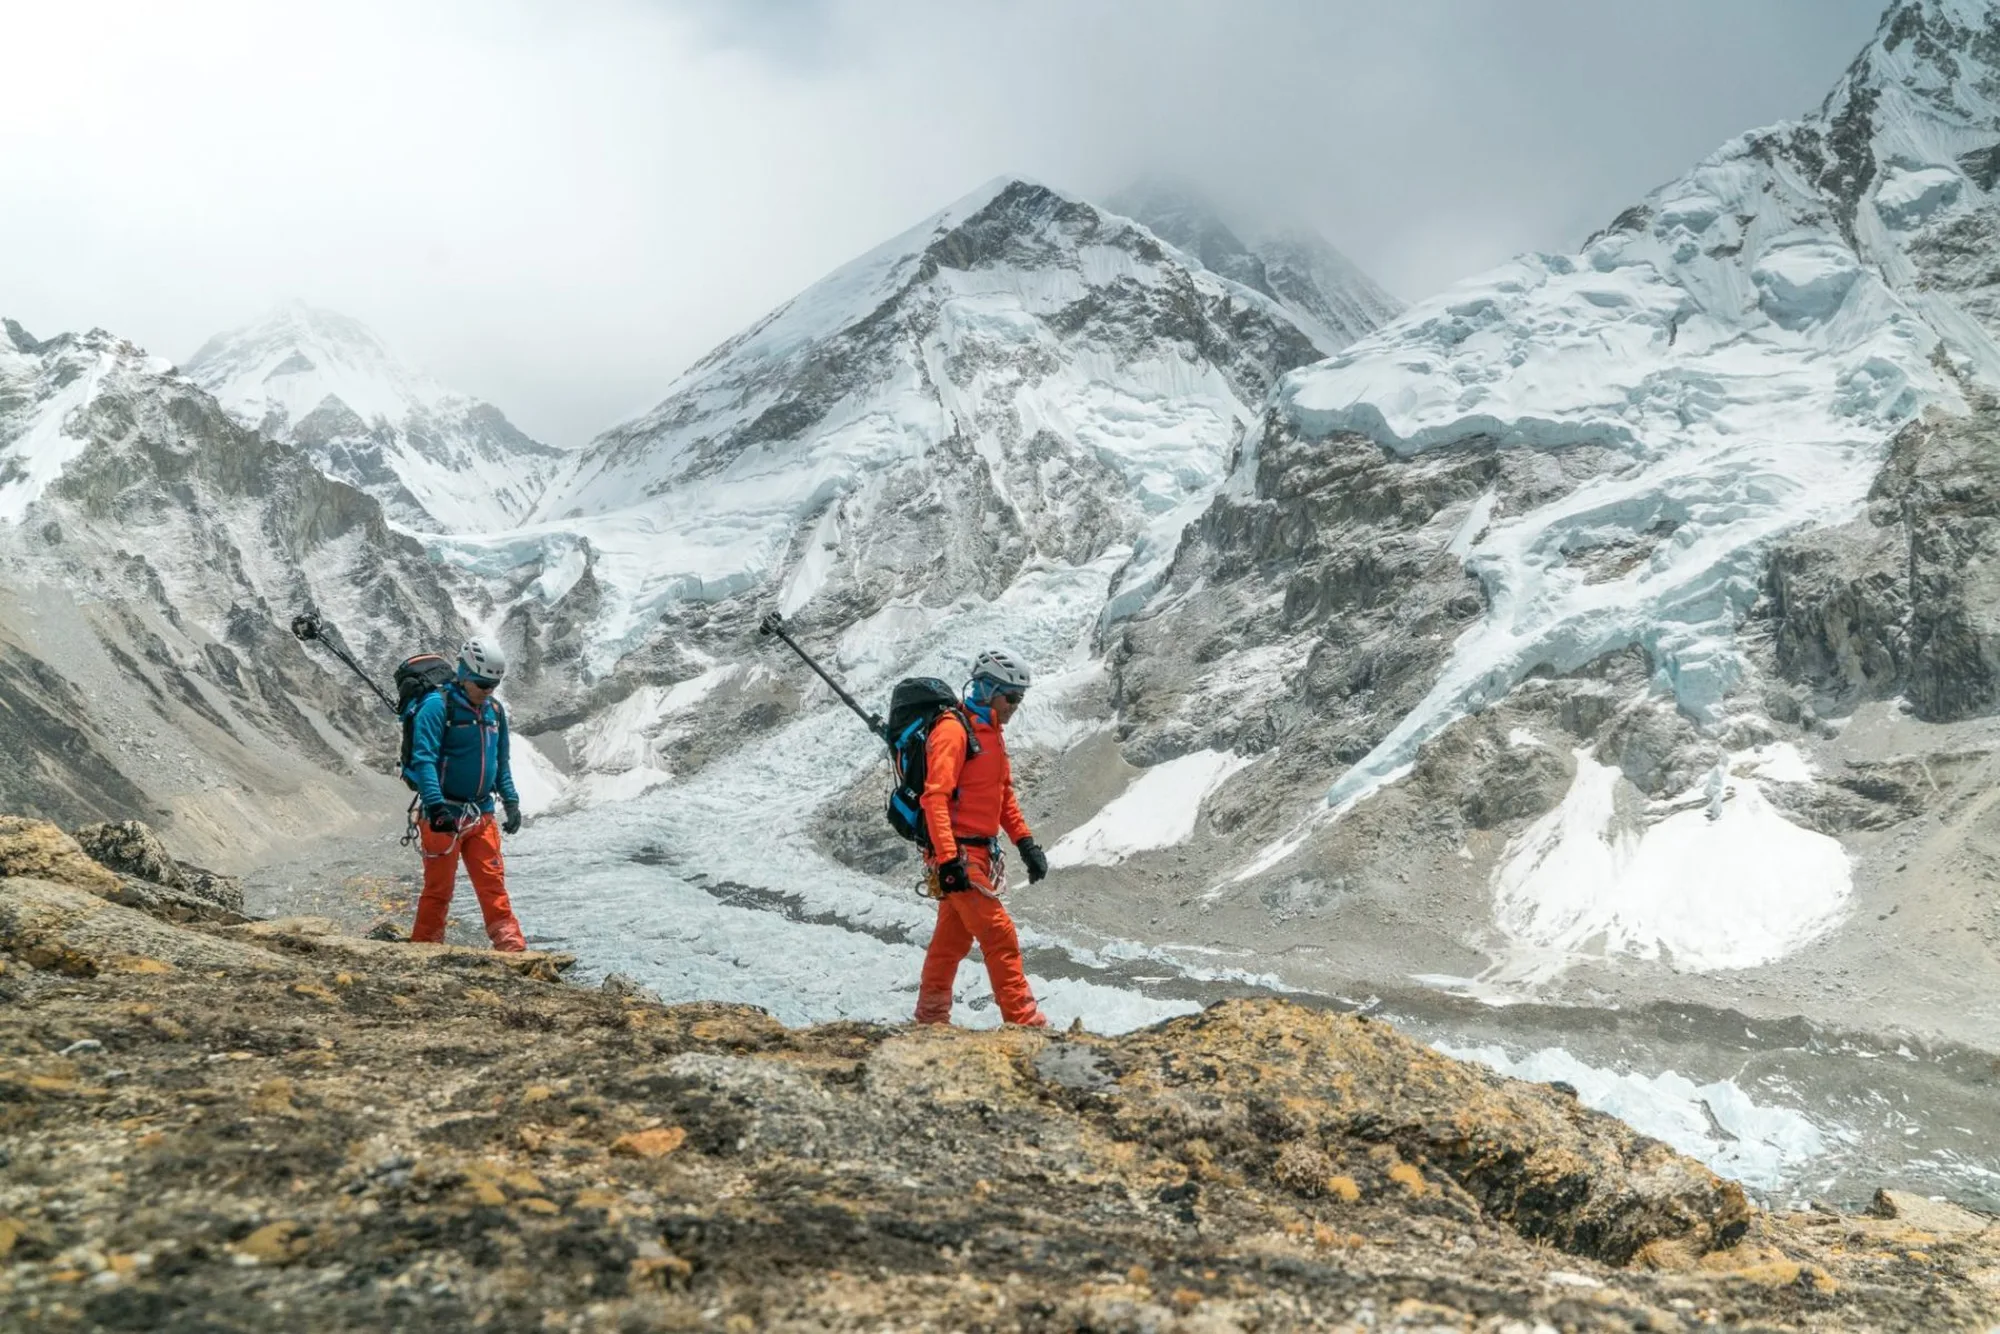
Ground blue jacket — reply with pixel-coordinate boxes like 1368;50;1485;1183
404;683;518;813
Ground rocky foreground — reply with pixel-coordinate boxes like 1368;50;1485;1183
1;818;1997;1332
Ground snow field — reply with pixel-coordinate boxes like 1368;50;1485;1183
1488;749;1852;978
1051;749;1251;868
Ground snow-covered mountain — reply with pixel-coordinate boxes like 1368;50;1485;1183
1106;179;1404;352
1161;0;2000;833
0;316;477;866
188;302;566;534
484;177;1333;689
1079;0;2000;1038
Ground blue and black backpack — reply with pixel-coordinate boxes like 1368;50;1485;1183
883;677;979;846
393;652;458;792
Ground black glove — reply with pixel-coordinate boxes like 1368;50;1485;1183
935;856;971;895
1016;837;1049;884
425;804;456;834
501;801;522;835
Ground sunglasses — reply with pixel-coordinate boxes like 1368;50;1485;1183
994;688;1026;705
464;674;502;690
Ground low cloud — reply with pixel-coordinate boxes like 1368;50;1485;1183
1;0;1887;446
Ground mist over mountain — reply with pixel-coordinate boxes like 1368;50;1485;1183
188;302;567;535
1106;178;1404;352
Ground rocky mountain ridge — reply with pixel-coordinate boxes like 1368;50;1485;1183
0;318;470;868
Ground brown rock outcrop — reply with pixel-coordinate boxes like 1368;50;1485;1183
0;816;119;893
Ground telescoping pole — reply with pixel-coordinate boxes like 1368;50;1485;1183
757;611;886;742
290;610;398;714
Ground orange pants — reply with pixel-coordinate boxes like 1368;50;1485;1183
412;813;525;951
916;845;1046;1027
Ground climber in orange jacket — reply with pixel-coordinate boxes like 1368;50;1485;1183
914;647;1052;1028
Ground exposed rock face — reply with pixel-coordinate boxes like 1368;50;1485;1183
1407;712;1577;830
3;877;1993;1331
0;816;117;893
1110;425;1492;776
1108;417;1635;845
71;820;244;912
69;820;179;889
0;641;154;829
0;816;250;931
1763;401;2000;721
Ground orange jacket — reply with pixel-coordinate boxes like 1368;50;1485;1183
920;706;1031;863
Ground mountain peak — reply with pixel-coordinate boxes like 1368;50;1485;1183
520;173;1338;669
188;304;562;534
1842;0;2000;112
188;302;445;425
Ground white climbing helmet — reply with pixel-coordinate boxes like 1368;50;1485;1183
969;646;1031;693
457;636;508;685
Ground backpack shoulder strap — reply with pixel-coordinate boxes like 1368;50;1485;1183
440;684;482;726
948;705;982;757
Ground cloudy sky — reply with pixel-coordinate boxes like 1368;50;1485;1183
4;0;1888;446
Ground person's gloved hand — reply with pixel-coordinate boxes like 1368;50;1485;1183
501;801;522;835
935;856;971;895
1016;837;1049;884
426;804;456;833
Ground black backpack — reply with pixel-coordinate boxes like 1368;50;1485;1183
393;653;457;791
883;677;979;845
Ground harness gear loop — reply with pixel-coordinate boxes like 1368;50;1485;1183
409;799;483;860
